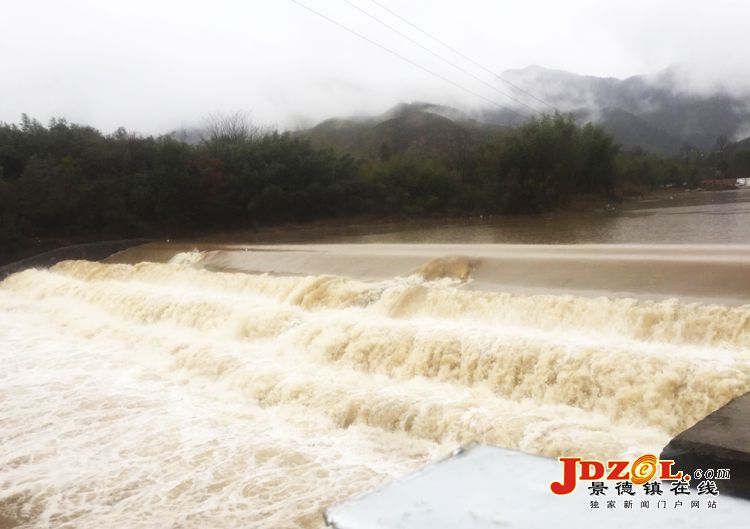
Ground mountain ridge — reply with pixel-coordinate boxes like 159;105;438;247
493;65;750;153
302;66;750;157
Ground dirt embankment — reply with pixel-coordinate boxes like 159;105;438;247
0;239;151;280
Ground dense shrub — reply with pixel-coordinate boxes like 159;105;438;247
2;112;718;259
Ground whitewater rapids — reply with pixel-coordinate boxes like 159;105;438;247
1;248;750;528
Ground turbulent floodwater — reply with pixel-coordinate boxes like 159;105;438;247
1;253;750;528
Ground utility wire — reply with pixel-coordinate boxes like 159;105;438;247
341;0;543;116
290;0;531;120
366;0;559;112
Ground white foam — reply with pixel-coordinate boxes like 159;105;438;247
1;260;749;527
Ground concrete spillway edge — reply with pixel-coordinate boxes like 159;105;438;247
660;390;750;498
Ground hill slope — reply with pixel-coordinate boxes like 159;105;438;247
303;102;503;160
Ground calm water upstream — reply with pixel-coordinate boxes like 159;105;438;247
316;188;750;244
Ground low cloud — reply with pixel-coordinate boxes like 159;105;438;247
2;0;749;134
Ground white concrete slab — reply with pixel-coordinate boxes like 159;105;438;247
325;445;750;529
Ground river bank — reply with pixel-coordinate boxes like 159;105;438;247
2;186;747;271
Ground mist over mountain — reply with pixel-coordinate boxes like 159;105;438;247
489;65;750;154
303;66;750;157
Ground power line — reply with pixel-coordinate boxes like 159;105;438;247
289;0;532;120
340;0;543;116
366;0;558;112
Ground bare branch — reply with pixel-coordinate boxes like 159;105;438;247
200;110;261;144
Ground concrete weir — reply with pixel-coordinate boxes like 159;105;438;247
110;242;750;305
661;390;750;499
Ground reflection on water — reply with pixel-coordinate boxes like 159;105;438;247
329;189;750;245
205;189;748;246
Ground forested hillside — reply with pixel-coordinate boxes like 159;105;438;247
1;110;747;263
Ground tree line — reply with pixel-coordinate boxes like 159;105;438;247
0;112;745;262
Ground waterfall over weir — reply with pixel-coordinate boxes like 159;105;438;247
1;243;749;528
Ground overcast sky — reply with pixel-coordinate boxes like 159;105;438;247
2;0;749;134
